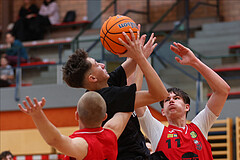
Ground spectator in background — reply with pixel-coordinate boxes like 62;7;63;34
12;0;44;41
0;57;14;87
0;151;14;160
3;32;28;66
39;0;60;25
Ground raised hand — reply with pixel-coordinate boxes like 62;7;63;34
137;24;157;58
142;33;157;58
170;42;198;66
18;96;46;116
118;28;144;60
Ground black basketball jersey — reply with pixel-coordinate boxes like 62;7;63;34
96;66;150;160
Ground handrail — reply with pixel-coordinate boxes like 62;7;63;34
86;0;150;53
154;1;219;53
150;0;223;80
148;0;180;33
150;0;221;115
71;0;117;51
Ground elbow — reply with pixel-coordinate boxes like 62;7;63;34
223;84;231;96
153;91;168;102
45;136;62;148
46;138;58;147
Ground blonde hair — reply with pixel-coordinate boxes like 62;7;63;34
77;91;106;127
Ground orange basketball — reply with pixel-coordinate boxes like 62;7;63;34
100;15;139;55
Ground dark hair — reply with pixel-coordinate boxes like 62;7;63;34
43;0;55;6
0;151;13;159
62;49;91;88
159;87;190;117
6;31;14;37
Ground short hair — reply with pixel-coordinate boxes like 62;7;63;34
0;151;13;160
77;91;106;127
62;49;91;88
43;0;55;6
159;87;190;117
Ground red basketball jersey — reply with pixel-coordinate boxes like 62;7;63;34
64;127;118;160
156;123;213;159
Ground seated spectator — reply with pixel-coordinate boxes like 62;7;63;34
0;57;14;87
12;0;44;41
4;32;28;66
39;0;60;25
0;151;13;160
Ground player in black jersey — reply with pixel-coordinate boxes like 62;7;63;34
62;28;168;160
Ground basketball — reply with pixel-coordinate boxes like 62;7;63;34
100;15;139;55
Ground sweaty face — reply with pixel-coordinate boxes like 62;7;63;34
87;58;109;82
162;92;189;119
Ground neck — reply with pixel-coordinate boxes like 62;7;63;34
167;116;186;128
79;123;102;130
86;81;109;91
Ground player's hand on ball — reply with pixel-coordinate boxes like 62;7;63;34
118;29;143;60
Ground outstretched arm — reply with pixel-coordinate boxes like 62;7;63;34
170;42;230;116
121;24;156;78
119;29;168;108
18;96;88;159
127;65;147;117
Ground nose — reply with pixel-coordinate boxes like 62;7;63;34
99;63;105;69
169;98;175;104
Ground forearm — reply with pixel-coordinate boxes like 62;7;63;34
135;65;143;91
104;112;132;139
136;55;167;100
192;58;230;116
121;58;137;78
192;58;230;95
31;110;63;146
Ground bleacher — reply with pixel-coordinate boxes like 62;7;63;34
51;20;91;29
1;0;240;159
236;117;240;160
208;118;233;160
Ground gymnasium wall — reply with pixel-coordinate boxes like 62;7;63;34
9;0;88;23
0;1;2;27
100;0;240;25
1;0;240;28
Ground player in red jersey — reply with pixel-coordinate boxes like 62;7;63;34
19;91;131;160
18;30;169;159
136;42;230;159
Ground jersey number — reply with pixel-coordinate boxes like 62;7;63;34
166;139;181;148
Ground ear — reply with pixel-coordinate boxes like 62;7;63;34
88;74;97;83
185;104;190;112
103;113;108;121
161;108;166;117
75;110;79;121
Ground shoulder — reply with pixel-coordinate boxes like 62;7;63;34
103;128;118;140
50;2;58;6
31;4;38;8
6;65;13;69
71;137;88;159
14;40;22;45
